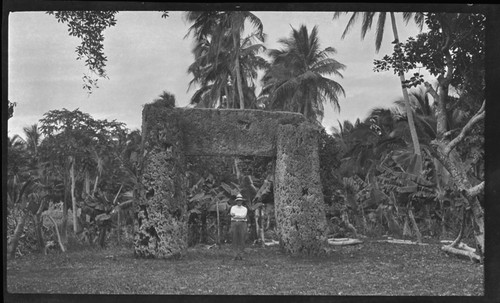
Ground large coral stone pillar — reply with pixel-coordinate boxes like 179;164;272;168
274;123;329;255
134;106;188;259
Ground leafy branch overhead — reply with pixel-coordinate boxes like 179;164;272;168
374;13;485;91
47;11;118;93
373;41;424;89
46;11;171;94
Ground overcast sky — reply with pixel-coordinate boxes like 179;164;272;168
8;10;429;138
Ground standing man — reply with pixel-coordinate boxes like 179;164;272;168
230;194;248;260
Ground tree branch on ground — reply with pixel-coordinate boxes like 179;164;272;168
467;182;484;198
441;244;480;263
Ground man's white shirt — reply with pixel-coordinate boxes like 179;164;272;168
230;205;247;220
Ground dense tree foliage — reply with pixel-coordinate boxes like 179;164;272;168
335;12;423;156
185;11;267;109
8;100;16;119
8;11;485;262
329;12;485;260
7;107;139;256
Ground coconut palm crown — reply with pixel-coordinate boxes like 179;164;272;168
260;25;346;123
185;11;265;109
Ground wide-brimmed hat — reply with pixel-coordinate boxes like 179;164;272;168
235;194;245;202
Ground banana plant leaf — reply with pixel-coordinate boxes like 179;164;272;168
370;187;386;204
208;202;230;212
220;182;240;196
250;202;264;210
189;192;209;203
391;150;422;175
188;208;202;215
398;185;418;193
95;213;111;222
362;198;378;209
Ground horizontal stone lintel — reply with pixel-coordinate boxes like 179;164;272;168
143;106;308;157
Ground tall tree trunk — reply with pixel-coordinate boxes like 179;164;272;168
426;70;485;257
201;213;207;244
61;173;69;246
254;209;260;243
116;209;121;244
84;169;91;195
215;197;220;246
450;206;468;247
408;207;422;243
231;82;237;109
113;185;123;243
259;207;265;245
70;156;78;233
7;178;36;258
92;175;99;196
431;142;485;255
34;199;48;252
416;13;485;259
8;209;29;259
224;85;232;109
390;12;421;156
232;31;245;109
34;214;44;252
46;214;66;252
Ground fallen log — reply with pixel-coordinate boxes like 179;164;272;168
263;240;280;247
376;239;429;245
328;238;363;246
439;240;477;253
441;245;481;263
457;242;477;253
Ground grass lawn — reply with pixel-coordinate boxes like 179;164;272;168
6;238;483;296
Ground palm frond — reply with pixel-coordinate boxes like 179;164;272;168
403;12;425;31
310;58;346;77
361;12;376;40
375;12;387;53
315;46;337;61
339;12;360;40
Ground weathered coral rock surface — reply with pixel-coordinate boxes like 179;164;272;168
136;104;328;258
274;123;329;255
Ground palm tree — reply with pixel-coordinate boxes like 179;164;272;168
185;11;265;109
8;134;25;151
392;88;437;145
23;124;42;156
7;135;27;177
333;12;424;156
238;34;269;109
330;120;358;156
7;135;28;205
185;11;230;107
260;25;346;123
22;124;43;175
224;11;264;109
187;34;235;108
153;90;176;107
188;36;266;109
